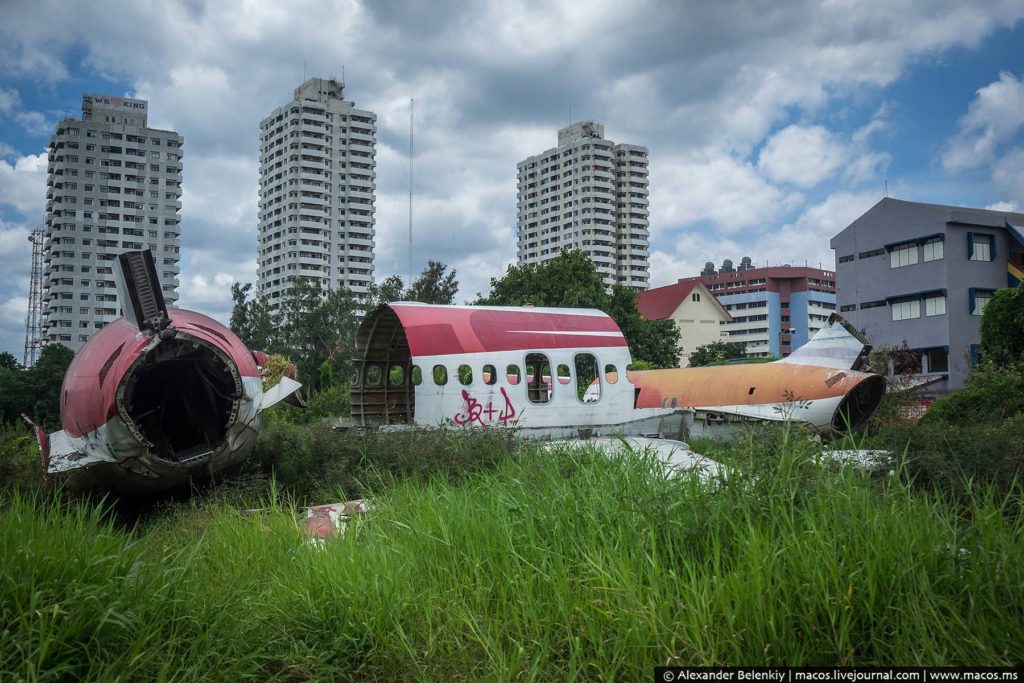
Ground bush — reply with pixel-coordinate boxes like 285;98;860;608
921;362;1024;428
243;423;519;502
865;362;1024;504
0;421;44;495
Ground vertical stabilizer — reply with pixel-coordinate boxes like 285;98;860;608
115;250;168;332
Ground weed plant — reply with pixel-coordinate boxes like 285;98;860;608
2;432;1022;680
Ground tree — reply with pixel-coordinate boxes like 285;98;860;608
0;352;19;371
405;261;459;304
229;282;279;352
980;284;1024;365
366;262;460;307
688;340;747;367
22;344;75;430
477;250;680;367
278;277;360;390
365;275;405;308
477;250;607;309
605;285;681;368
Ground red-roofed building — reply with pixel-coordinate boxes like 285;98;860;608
637;281;730;367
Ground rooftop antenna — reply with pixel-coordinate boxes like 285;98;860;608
303;60;307;81
408;97;414;286
884;177;888;198
341;64;345;87
568;105;572;126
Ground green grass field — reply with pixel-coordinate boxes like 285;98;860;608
1;430;1022;681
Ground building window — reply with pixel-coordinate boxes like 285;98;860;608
970;289;993;316
840;304;856;312
924;295;946;316
922;238;944;262
859;248;885;259
891;299;920;321
692;292;701;302
838;254;854;263
860;300;887;310
890;243;918;268
968;233;995;261
925;348;949;374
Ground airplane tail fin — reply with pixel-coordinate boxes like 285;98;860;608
778;313;872;370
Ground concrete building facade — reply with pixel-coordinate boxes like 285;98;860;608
637;280;730;367
257;78;376;308
684;259;837;358
831;197;1024;391
516;121;650;289
43;94;183;351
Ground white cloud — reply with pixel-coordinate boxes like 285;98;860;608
0;87;20;113
758;125;847;188
991;147;1024;200
985;200;1020;212
651;151;803;233
0;152;48;217
942;71;1024;172
14;111;54;136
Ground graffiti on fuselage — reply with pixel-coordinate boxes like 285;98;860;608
452;387;517;427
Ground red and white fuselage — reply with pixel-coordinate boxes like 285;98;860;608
351;303;884;437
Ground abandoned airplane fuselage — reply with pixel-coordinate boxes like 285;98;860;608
350;303;885;437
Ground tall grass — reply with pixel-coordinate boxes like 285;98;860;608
2;440;1022;680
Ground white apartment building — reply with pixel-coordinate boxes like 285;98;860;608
257;78;376;308
517;121;650;289
43;95;183;351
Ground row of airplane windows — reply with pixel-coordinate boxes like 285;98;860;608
357;353;622;405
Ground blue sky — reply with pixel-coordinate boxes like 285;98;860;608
1;0;1022;359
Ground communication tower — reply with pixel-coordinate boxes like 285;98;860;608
23;229;44;367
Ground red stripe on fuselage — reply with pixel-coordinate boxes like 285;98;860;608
390;306;627;357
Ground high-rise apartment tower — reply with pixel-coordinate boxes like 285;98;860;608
43;95;183;351
516;121;650;289
257;77;376;308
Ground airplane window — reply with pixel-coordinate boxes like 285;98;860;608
575;353;600;402
389;365;405;386
411;365;422;386
365;364;383;386
458;364;473;386
482;364;497;385
506;364;521;385
525;352;551;404
604;364;618;384
556;364;571;385
433;365;448;386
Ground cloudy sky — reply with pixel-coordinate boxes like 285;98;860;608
1;0;1022;359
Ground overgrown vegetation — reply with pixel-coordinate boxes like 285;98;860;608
1;439;1021;679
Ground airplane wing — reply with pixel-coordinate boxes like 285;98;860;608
777;313;871;371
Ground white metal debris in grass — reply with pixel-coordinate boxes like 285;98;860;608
545;436;725;482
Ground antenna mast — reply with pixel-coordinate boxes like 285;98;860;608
408;97;414;285
23;229;44;366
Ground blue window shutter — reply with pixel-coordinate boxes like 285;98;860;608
990;234;997;260
967;232;974;259
968;287;976;314
969;344;981;367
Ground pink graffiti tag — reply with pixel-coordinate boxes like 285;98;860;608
453;387;517;426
